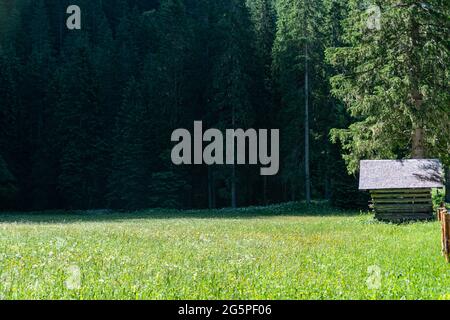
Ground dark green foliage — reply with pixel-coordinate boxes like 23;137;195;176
330;169;369;210
108;79;151;209
271;0;356;204
326;0;450;173
56;39;108;209
0;155;17;209
446;167;450;204
3;0;438;211
432;188;445;209
149;171;191;208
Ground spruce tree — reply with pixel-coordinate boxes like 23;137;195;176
208;0;255;208
56;35;106;209
272;0;325;202
108;79;151;209
0;154;17;209
327;0;450;173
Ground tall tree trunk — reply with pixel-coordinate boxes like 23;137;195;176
410;13;425;159
411;126;425;159
212;183;216;209
208;167;214;209
291;180;296;201
263;175;267;205
304;43;311;204
231;164;236;208
324;176;331;200
58;1;63;49
231;101;237;208
445;166;450;204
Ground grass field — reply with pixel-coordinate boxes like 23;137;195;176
0;202;449;300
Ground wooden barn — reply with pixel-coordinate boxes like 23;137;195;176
359;159;444;221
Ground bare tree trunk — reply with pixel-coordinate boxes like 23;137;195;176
231;164;236;208
304;43;311;204
208;168;212;209
325;176;331;200
410;14;425;160
411;126;425;159
208;167;215;209
291;180;296;201
445;166;450;204
263;176;267;205
231;102;237;208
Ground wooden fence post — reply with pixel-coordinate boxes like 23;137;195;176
438;203;449;262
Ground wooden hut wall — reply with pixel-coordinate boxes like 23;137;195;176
370;188;433;221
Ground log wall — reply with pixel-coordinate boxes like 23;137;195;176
370;188;433;221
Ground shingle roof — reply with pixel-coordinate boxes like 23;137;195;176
359;159;444;190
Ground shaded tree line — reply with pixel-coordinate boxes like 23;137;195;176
0;0;448;211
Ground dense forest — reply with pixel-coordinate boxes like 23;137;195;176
0;0;448;211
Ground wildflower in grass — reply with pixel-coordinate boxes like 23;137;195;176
55;237;66;250
199;234;211;243
64;265;81;290
366;265;381;290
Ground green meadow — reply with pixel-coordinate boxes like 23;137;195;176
0;203;449;300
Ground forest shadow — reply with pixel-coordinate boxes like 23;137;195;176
0;201;365;224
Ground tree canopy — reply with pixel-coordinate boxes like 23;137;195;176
0;0;448;210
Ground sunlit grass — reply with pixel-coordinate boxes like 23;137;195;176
0;203;449;300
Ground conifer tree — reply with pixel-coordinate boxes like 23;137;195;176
108;79;151;209
0;154;17;209
209;0;255;208
272;0;325;202
57;36;106;208
327;0;450;173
